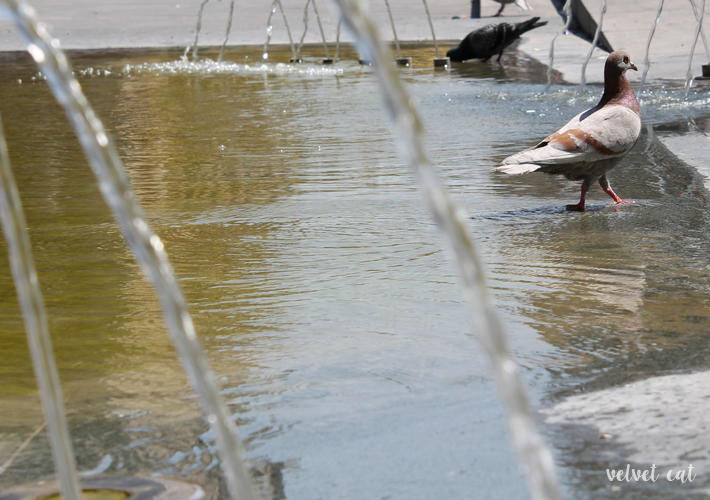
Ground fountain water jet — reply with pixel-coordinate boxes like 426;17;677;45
684;0;705;96
263;0;297;62
190;0;210;61
334;18;342;61
0;108;82;500
579;0;607;93
293;0;332;63
329;0;561;498
688;0;710;63
311;0;333;63
383;0;412;66
218;0;235;62
0;1;258;498
638;0;664;95
420;0;448;67
546;0;573;92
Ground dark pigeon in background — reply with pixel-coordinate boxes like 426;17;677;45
446;17;547;62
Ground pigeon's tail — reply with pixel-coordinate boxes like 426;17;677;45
515;17;548;36
514;0;532;11
493;163;541;175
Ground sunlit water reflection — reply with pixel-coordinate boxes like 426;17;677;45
1;44;710;499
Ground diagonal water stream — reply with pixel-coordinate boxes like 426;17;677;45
384;0;402;59
264;0;297;61
0;1;258;498
218;0;236;62
580;0;606;93
191;0;210;61
546;0;572;92
295;0;312;61
685;0;705;96
329;0;561;498
0;110;82;500
638;0;664;95
420;0;440;58
688;0;710;63
311;0;331;59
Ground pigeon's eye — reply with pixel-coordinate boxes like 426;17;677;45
623;56;629;64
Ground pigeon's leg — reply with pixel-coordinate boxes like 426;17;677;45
494;4;505;16
496;51;503;63
599;175;635;204
566;180;590;212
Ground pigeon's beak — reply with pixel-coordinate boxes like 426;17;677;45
630;61;638;71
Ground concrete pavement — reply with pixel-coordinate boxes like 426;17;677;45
0;0;709;84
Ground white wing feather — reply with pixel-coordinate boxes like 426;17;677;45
497;105;641;171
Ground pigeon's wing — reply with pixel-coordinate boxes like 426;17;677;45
514;0;532;10
469;24;517;57
497;105;641;172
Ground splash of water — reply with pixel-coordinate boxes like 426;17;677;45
546;0;572;92
0;109;82;499
580;0;606;93
0;1;258;498
384;0;402;59
124;57;343;76
190;0;210;61
638;0;664;95
329;0;562;498
421;0;440;58
685;0;705;97
218;0;235;62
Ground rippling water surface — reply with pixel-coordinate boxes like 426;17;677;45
1;44;710;499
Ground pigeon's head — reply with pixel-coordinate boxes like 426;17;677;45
607;50;638;74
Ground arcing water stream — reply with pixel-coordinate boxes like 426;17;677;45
0;0;257;498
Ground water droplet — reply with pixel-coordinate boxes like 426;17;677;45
27;43;45;63
96;132;109;147
207;414;218;424
133;218;148;233
503;360;516;374
150;235;164;252
220;145;225;150
263;53;268;61
50;38;60;48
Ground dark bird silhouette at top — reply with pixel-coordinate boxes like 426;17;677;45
446;17;547;63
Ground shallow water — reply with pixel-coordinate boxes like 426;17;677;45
1;44;710;499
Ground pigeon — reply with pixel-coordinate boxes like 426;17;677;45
447;17;547;62
494;51;641;212
493;0;532;17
